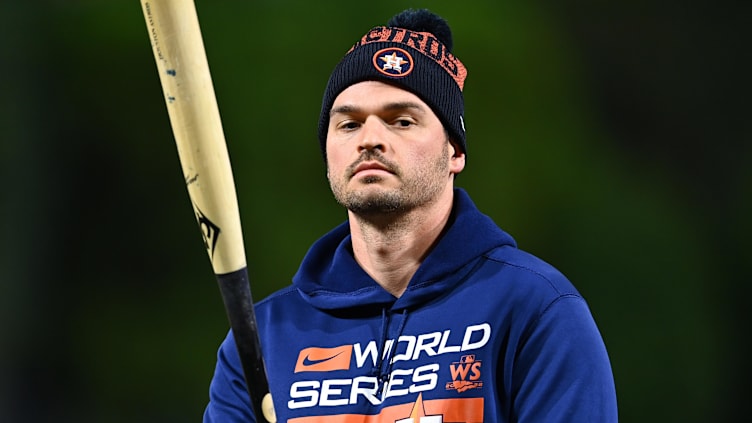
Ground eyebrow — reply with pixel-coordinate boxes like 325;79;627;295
330;101;426;117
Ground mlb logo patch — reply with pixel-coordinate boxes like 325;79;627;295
372;47;414;78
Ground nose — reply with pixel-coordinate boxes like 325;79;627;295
357;117;386;153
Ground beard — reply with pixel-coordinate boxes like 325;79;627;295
328;142;451;217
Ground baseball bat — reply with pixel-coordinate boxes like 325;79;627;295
139;1;276;421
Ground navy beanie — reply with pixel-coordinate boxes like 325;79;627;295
318;9;468;159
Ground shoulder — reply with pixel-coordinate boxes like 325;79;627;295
254;285;303;318
463;245;587;326
257;285;299;306
482;244;581;298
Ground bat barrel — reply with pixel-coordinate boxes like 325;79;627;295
142;0;246;275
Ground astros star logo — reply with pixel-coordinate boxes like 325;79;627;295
372;47;414;78
381;52;407;72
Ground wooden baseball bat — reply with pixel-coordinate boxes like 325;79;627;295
139;1;275;421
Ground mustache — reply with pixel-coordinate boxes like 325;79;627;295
346;150;399;178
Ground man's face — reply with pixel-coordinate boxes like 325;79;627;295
326;81;465;217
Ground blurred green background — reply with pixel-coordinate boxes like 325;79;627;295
1;0;748;422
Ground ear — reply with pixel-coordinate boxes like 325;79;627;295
448;142;466;175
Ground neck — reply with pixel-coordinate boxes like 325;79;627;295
348;187;454;297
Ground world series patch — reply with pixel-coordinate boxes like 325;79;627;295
372;47;414;78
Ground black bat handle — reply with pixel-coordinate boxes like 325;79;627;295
216;268;275;422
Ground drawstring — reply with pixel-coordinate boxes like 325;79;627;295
374;308;409;392
371;308;389;378
386;309;409;378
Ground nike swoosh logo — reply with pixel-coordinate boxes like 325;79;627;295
302;351;344;367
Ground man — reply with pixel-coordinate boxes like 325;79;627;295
204;9;617;423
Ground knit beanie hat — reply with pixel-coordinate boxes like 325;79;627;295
318;9;468;159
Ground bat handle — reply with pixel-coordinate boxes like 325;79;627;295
216;268;276;423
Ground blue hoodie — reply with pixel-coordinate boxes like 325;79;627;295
204;189;618;422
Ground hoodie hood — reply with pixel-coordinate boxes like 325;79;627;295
293;188;516;312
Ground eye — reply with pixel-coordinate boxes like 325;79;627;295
393;117;416;128
336;120;361;131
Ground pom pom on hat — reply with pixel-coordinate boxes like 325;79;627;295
387;9;454;51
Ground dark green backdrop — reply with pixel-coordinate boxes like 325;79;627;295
1;1;749;422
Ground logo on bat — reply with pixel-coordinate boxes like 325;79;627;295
195;205;220;258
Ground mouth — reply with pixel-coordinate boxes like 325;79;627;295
351;161;393;178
